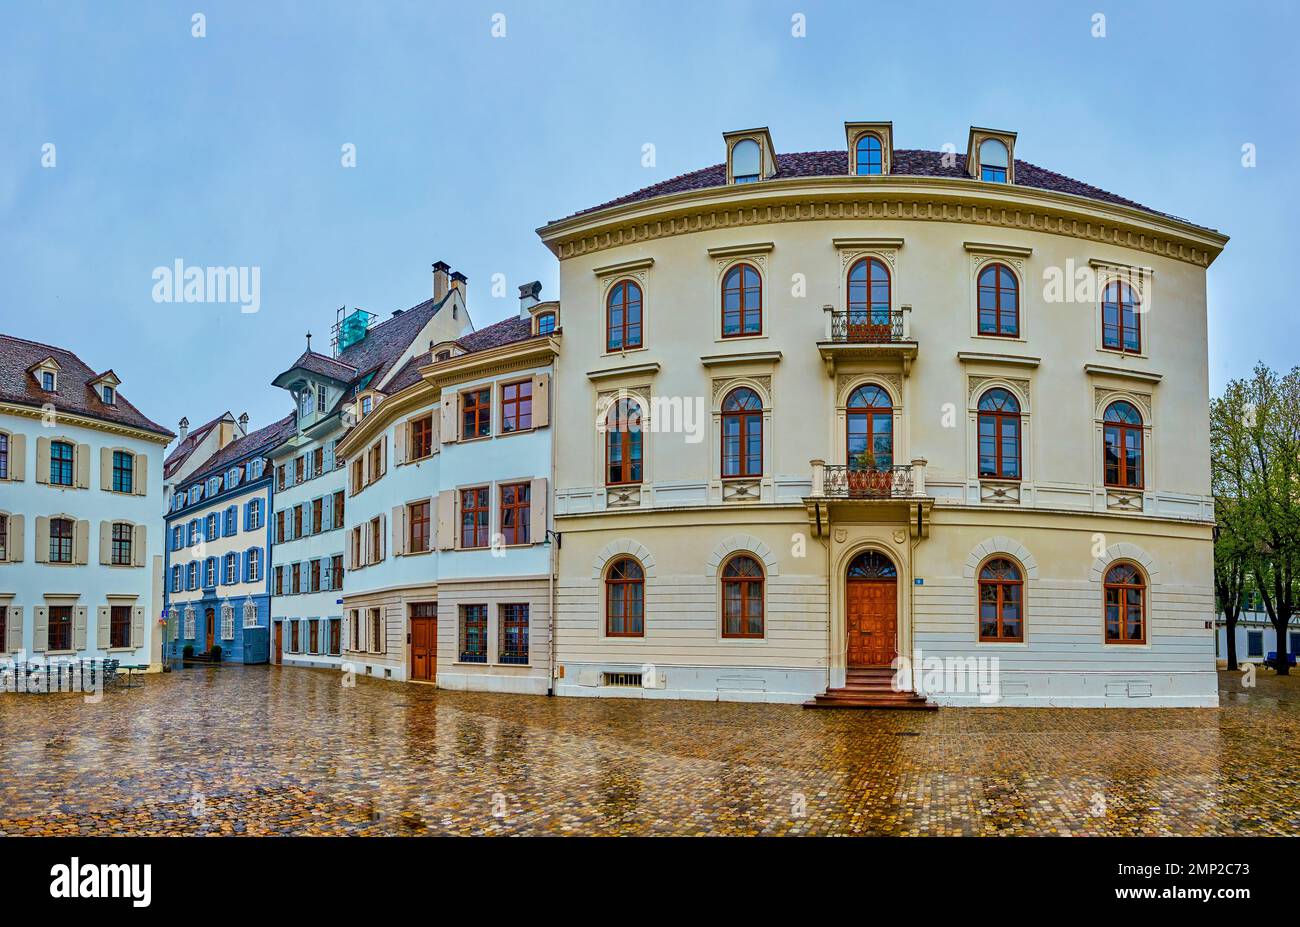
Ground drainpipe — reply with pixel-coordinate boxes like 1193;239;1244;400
547;348;559;696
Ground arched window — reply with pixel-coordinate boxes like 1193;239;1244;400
1102;280;1141;353
855;133;883;175
977;263;1019;336
1103;401;1144;489
978;558;1024;641
846;550;897;579
721;263;762;337
732;139;760;183
721;387;763;478
847;384;893;470
978;388;1021;480
846;257;892;337
1104;562;1146;644
606;280;643;352
979;138;1009;182
721;555;764;638
605;398;643;486
605;558;645;637
536;311;556;335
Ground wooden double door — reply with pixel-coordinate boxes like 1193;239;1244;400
846;578;898;666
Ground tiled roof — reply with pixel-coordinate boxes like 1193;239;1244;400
276;349;357;384
560;149;1197;226
0;334;174;438
163;411;229;477
384;316;542;396
335;294;450;392
182;412;297;488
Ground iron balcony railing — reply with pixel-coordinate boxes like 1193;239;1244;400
812;462;928;499
827;309;906;344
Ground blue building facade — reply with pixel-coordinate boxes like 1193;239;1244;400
163;414;294;664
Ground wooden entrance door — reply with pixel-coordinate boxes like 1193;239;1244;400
273;621;283;664
204;608;215;652
846;579;897;666
410;615;437;682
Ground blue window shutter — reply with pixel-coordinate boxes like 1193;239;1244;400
323;442;334;473
243;502;251;532
243;550;252;583
304;502;313;536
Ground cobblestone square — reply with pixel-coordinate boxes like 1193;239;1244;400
1;668;1295;836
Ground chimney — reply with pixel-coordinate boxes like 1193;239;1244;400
450;270;468;300
432;261;451;301
518;281;542;318
178;417;189;442
238;412;249;437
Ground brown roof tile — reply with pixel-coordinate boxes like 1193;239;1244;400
182;412;297;487
0;333;174;438
559;149;1203;228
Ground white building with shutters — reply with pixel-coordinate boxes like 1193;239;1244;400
337;282;559;693
0;335;173;669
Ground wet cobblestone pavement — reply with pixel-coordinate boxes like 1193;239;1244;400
1;667;1296;835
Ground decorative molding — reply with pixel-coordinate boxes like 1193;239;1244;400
700;351;782;368
968;375;1031;408
721;480;762;503
592;256;654;277
711;374;771;403
1093;386;1152;420
706;534;780;577
706;241;774;259
1084;363;1163;384
539;184;1224;269
1090;543;1159;583
957;351;1041;368
1088;257;1155;278
0;402;173;445
832;236;904;250
964;241;1033;258
963;536;1040;579
837;372;903;405
587;362;661;383
591;538;657;579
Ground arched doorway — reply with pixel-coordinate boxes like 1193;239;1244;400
845;550;898;666
204;607;215;652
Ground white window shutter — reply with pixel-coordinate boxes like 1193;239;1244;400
74;520;90;565
391;505;405;557
100;448;113;490
132;605;145;649
441;395;457;443
32;606;48;652
135;453;148;495
73;606;88;651
530;477;548;543
7;514;22;562
9;434;25;481
532;373;551;428
436;490;455;550
35;437;50;484
133;524;146;567
394;422;407;465
98;521;112;565
6;606;22;652
97;606;111;649
75;444;91;489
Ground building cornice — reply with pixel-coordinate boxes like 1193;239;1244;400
336;381;436;457
0;402;173;445
538;175;1228;268
422;336;558;390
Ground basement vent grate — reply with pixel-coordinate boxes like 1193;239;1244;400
603;672;643;688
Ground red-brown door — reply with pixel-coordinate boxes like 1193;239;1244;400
846;579;897;666
204;608;215;652
273;621;283;664
410;617;437;682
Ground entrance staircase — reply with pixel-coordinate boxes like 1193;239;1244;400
804;665;937;710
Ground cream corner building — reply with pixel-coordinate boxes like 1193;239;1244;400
539;121;1227;708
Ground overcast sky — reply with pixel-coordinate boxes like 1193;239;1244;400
2;0;1295;444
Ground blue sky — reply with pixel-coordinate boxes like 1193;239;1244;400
1;0;1295;437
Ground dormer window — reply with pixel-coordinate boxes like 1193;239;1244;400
101;385;115;405
361;396;373;417
536;311;556;335
980;138;1009;182
855;134;883;175
435;350;451;361
317;388;327;413
731;139;761;184
41;371;55;391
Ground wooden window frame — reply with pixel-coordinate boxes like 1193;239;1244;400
111;522;133;566
846;257;891;325
459;486;490;549
606;279;644;352
1101;280;1142;354
605;399;643;486
977;557;1025;642
854;133;884;175
536;311;556;335
721;263;762;338
409;415;434;459
1103;562;1147;645
408;500;431;553
846;384;894;471
977;263;1019;337
110;604;132;649
721;387;763;479
721;555;765;639
312;497;323;534
47;605;72;651
461;388;492;440
500;380;533;434
604;558;645;638
331;554;343;591
333;490;345;528
977;389;1022;480
499;481;530;545
1103;402;1145;490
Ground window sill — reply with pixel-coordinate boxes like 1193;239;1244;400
456;434;492;445
494;426;537;440
716;332;767;344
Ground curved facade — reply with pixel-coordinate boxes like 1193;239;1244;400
540;123;1228;707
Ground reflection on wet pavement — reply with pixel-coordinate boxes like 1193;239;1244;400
1;667;1295;835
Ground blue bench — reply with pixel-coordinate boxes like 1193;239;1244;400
1265;651;1296;669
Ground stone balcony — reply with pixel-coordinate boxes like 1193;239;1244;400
817;304;919;375
805;457;933;539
